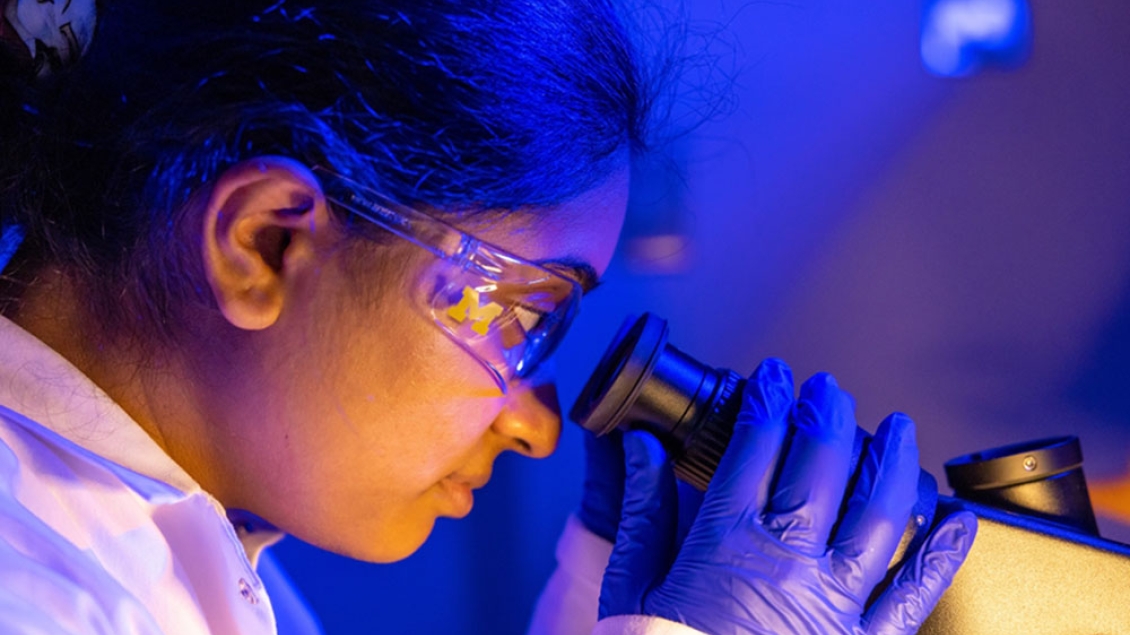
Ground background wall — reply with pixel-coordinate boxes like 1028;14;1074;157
273;0;1130;632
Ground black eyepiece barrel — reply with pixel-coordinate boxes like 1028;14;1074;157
944;436;1098;534
570;313;742;489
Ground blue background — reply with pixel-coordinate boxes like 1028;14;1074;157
271;0;1130;632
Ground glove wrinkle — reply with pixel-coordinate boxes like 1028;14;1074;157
594;362;976;635
600;431;679;620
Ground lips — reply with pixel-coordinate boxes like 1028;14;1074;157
438;471;491;518
439;478;475;518
448;472;491;490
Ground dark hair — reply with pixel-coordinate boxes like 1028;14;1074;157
0;0;657;338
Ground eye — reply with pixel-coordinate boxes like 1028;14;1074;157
511;303;549;333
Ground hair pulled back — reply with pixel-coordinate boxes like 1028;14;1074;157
0;0;654;338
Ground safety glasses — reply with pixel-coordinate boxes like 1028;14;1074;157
316;168;582;394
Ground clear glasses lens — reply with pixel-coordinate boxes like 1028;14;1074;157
317;168;581;393
428;254;579;388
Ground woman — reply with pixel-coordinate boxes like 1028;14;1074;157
0;1;974;633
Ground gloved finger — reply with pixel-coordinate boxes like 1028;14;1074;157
831;413;920;599
675;479;705;549
863;512;977;635
694;358;794;525
763;373;856;555
598;430;678;619
578;428;626;542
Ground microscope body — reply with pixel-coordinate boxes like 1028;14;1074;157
573;314;1130;633
922;496;1130;633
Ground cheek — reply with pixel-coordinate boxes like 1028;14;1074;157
261;306;507;561
229;249;517;560
309;300;504;489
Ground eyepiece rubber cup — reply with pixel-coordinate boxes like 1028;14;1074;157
570;313;668;436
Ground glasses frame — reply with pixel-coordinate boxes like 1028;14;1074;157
314;167;582;394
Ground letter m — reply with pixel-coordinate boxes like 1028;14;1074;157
446;287;505;336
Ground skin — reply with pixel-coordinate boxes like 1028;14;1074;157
15;156;629;562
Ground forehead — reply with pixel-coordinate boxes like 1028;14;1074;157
463;167;630;280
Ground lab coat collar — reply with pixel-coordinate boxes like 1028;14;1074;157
0;315;283;560
0;316;202;495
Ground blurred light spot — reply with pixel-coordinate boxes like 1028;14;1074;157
626;235;691;274
921;0;1032;77
1092;460;1130;526
623;138;693;275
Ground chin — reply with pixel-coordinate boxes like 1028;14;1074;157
290;486;467;562
358;519;436;563
296;513;437;564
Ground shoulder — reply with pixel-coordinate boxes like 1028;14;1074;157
0;413;164;634
0;409;275;634
0;407;160;537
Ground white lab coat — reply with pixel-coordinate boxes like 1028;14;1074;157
0;316;698;635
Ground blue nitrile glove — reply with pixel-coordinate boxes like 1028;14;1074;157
577;428;626;543
578;429;705;546
600;358;978;634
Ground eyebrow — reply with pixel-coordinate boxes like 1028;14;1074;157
539;257;601;294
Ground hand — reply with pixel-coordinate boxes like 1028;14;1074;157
577;420;703;547
577;427;626;543
599;358;977;634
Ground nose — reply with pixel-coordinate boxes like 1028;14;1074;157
491;378;562;459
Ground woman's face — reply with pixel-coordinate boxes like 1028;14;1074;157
207;168;629;562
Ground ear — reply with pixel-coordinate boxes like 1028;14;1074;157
200;156;337;330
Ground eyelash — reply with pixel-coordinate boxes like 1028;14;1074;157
509;303;549;332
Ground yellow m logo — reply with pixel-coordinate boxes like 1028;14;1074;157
446;287;504;336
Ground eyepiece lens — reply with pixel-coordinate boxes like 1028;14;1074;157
570;314;667;435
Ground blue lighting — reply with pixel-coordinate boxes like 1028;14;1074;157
921;0;1032;77
0;225;24;272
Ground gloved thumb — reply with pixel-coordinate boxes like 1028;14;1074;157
578;429;626;542
598;430;678;619
864;511;977;634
